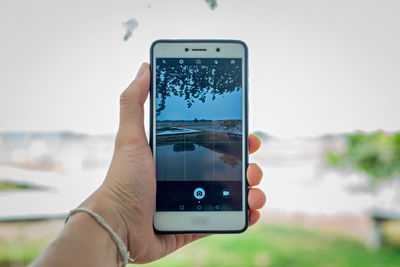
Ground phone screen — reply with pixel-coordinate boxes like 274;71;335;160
154;57;244;212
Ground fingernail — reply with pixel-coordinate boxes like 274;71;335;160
135;63;146;79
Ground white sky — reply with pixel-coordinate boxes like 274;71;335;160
0;0;399;138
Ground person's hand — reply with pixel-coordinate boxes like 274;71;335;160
81;63;266;264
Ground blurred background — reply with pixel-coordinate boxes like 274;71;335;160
1;0;400;266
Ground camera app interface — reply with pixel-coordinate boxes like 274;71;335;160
155;58;243;211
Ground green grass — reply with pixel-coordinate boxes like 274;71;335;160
1;223;400;267
0;236;50;266
141;224;400;267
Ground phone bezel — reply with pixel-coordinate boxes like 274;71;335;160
150;39;249;234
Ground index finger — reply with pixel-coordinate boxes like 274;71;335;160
249;134;261;154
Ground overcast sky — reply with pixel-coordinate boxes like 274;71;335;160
157;90;242;121
0;0;399;138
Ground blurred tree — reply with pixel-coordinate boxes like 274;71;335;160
252;131;272;140
156;63;241;116
327;132;400;186
205;0;218;10
122;18;138;41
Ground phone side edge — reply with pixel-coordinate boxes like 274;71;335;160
150;40;158;232
239;39;249;233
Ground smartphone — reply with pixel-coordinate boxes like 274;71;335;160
150;40;248;233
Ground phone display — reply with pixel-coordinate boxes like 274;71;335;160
151;40;248;233
155;58;243;212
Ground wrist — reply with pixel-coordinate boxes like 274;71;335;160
79;188;129;246
34;208;121;267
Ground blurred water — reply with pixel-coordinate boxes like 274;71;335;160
0;132;399;220
156;143;241;181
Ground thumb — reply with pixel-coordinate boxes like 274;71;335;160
116;63;150;147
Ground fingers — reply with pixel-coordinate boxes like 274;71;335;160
247;163;263;186
249;210;260;226
248;164;264;228
116;63;150;147
249;134;261;154
248;188;266;210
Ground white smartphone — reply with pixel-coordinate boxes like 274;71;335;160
150;40;248;233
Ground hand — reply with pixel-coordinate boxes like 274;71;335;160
81;63;266;264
